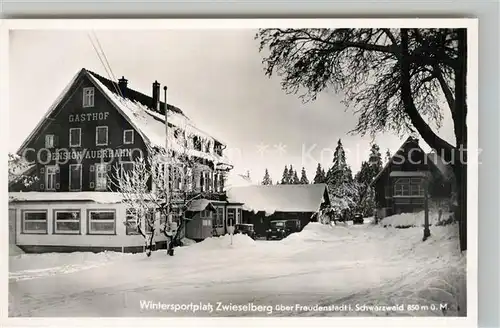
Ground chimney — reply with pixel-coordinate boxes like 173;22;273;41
152;80;160;111
118;76;128;96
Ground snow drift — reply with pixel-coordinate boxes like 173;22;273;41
192;233;256;250
380;211;454;228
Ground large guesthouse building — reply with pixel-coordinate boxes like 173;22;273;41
8;68;239;253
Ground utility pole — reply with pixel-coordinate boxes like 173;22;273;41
423;177;431;241
164;85;174;256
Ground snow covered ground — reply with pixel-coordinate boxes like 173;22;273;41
9;215;466;317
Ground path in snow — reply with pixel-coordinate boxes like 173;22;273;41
9;223;465;317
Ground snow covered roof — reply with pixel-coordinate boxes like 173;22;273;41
226;183;329;216
187;199;216;212
16;68;232;167
85;70;231;167
9;192;125;203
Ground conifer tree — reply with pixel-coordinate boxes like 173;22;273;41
385;149;392;165
288;165;295;183
313;163;326;184
262;169;272;185
280;166;289;184
292;170;300;184
299;167;309;184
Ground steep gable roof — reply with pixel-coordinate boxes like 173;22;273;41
85;69;184;116
226;183;330;215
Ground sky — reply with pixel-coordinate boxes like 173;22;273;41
9;29;456;183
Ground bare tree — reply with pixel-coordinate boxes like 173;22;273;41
256;28;468;251
112;122;225;257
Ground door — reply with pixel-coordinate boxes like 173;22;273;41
214;207;225;236
226;208;236;231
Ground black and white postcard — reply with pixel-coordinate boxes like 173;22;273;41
1;19;478;327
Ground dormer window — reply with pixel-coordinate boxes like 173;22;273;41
83;87;95;108
193;136;202;151
123;129;134;145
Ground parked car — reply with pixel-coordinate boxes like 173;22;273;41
234;223;256;240
266;219;301;240
353;213;364;225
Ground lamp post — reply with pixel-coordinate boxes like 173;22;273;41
423;176;431;241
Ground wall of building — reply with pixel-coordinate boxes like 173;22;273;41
11;201;169;253
19;73;148;194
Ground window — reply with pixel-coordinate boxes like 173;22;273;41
83;87;95;108
145;210;155;234
193;136;202;151
69;164;82;191
126;209;140;235
88;210;116;235
185;167;193;191
394;178;424;197
216;172;224;192
123;129;134;144
95;163;108;191
121;162;134;178
45;134;55;148
200;171;211;192
171;166;182;190
201;210;213;218
69;128;81;147
54;210;81;234
202;219;212;227
22;211;48;234
45;165;58;191
96;126;108;146
213;207;224;228
238;208;243;225
214;143;223;156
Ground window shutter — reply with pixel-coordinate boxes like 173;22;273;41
54;135;59;147
89;164;95;190
55;166;60;190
